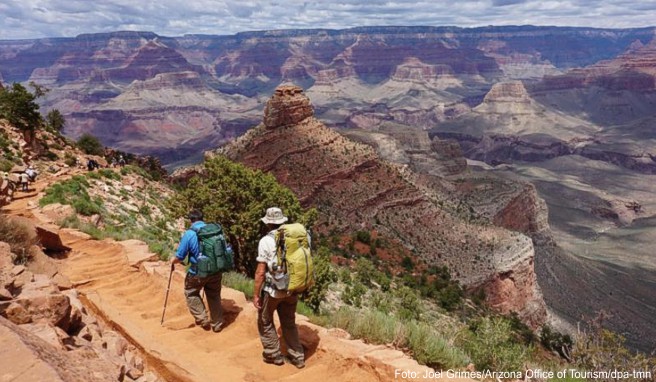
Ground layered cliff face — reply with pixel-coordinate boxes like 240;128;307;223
220;85;547;325
1;26;654;165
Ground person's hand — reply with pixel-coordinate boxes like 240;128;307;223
169;256;179;271
253;295;262;310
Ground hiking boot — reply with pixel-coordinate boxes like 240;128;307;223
195;320;211;331
284;356;305;369
212;322;223;333
263;356;284;366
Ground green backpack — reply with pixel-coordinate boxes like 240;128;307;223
274;223;314;293
192;223;234;277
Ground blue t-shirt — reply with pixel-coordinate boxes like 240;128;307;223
175;221;206;275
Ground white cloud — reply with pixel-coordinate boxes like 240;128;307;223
0;0;654;39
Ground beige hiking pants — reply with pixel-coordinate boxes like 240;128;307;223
257;293;304;362
184;272;223;330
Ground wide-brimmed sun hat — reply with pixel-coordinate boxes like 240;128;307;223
261;207;288;225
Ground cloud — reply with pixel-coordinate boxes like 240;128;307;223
492;0;526;6
0;0;654;39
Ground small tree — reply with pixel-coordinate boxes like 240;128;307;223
167;155;317;275
77;133;104;156
46;109;66;133
0;83;43;134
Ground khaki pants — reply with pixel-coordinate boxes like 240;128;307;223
258;293;304;362
184;272;223;330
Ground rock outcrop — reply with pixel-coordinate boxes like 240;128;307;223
263;85;314;128
222;85;547;325
0;317;122;382
0;240;159;382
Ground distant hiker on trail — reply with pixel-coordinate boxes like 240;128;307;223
26;166;37;182
170;209;228;333
253;207;311;369
87;159;100;171
19;172;29;191
118;154;126;167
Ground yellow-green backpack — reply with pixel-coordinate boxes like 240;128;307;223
275;223;314;293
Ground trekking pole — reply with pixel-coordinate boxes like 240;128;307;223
161;264;174;326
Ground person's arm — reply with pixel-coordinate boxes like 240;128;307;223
171;230;193;269
253;262;267;309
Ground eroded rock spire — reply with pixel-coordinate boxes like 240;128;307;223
263;85;314;129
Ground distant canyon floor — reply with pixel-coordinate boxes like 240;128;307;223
470;156;656;352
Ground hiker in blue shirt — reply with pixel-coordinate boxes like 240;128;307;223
171;210;224;332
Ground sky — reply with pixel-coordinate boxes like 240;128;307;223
1;0;655;40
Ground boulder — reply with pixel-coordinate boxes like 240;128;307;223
11;268;34;289
35;224;71;253
0;287;13;301
10;265;26;277
126;368;144;380
0;316;128;381
19;322;67;350
124;350;144;371
22;273;58;294
11;291;73;331
4;302;32;324
79;323;102;342
53;273;73;290
102;330;129;358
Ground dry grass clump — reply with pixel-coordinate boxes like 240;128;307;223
0;215;38;264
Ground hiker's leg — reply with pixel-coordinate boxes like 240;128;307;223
204;273;223;330
258;294;282;359
184;273;208;324
277;294;304;362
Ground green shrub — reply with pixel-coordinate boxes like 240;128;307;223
41;150;58;161
406;321;470;369
0;158;12;172
393;285;422;321
301;246;337;313
342;281;366;307
462;316;530;372
86;171;101;180
45;109;65;132
64;152;77;167
571;315;656;379
401;255;414;270
76;133;104;156
98;169;121;181
540;324;573;359
71;197;103;216
322;307;404;345
40;176;102;216
296;301;315;317
318;307;469;369
354;230;371;245
222;272;255;299
148;241;172;261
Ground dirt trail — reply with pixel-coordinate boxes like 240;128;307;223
1;170;446;382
